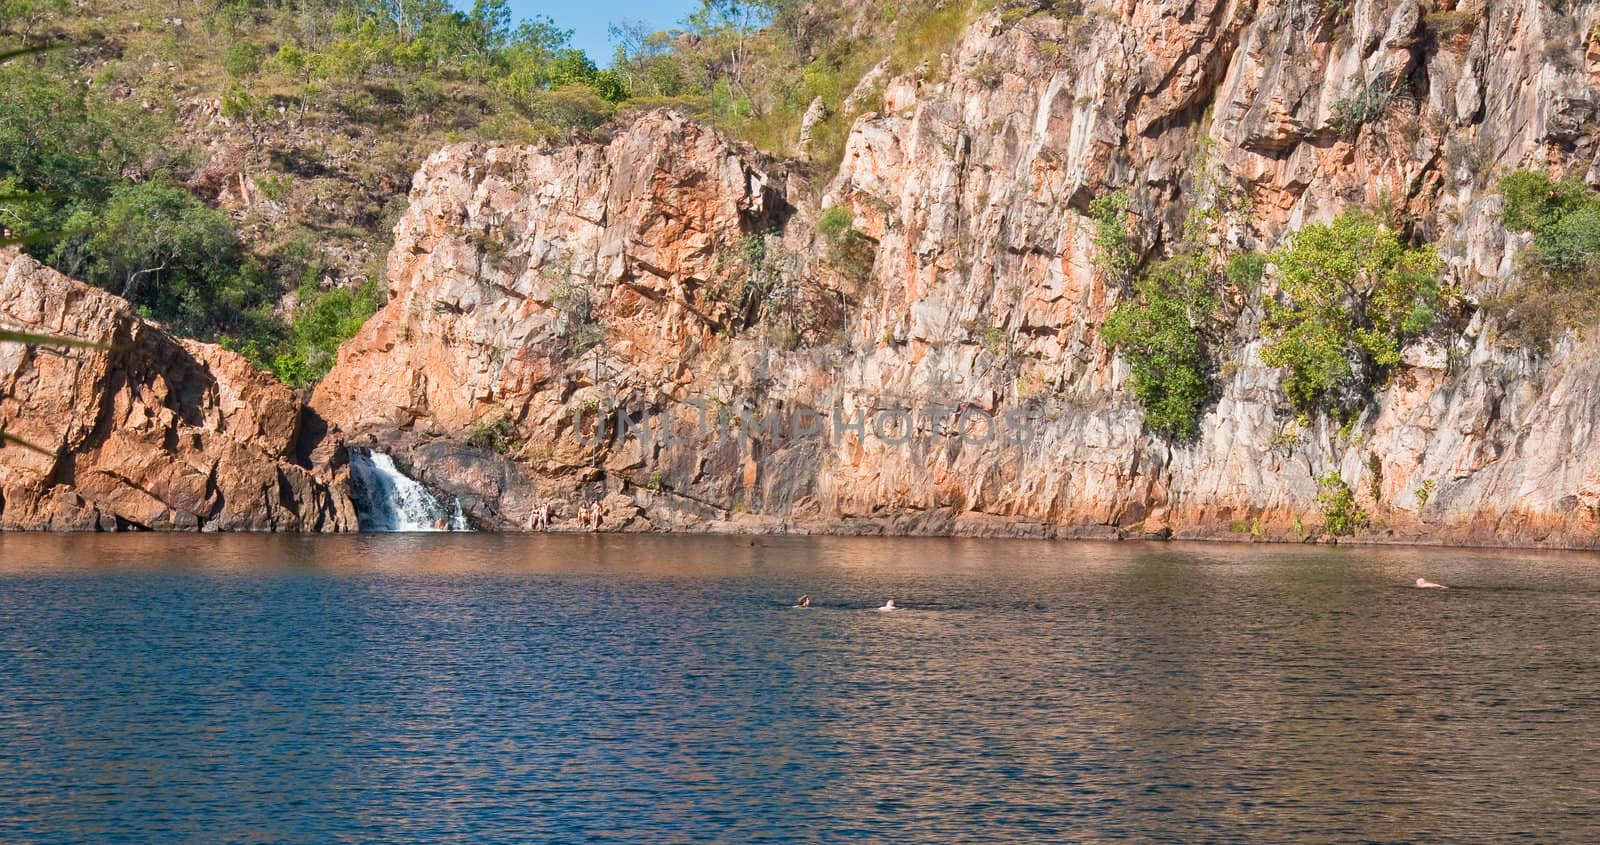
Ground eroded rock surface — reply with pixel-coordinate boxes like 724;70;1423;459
0;249;355;531
307;4;1600;548
12;2;1600;546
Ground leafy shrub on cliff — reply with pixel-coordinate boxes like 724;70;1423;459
1316;472;1365;537
1095;153;1253;441
1093;193;1202;441
715;231;791;331
1329;75;1395;139
1498;170;1600;271
1262;211;1443;416
817;206;875;285
818;207;853;238
1088;191;1135;285
1488;273;1600;349
1487;170;1600;347
1100;254;1216;440
550;279;605;360
1225;251;1268;295
467;413;518;454
270;281;383;388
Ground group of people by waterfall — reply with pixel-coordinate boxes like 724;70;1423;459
526;499;603;531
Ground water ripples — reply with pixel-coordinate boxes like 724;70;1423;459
1;534;1598;841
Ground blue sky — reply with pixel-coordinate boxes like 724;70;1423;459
500;0;703;64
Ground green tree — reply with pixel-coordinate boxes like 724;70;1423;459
608;20;688;98
688;1;776;114
1100;254;1216;440
1317;473;1366;537
1096;153;1247;441
428;0;511;79
1262;211;1442;415
52;176;245;334
365;0;451;44
268;281;383;387
223;40;264;77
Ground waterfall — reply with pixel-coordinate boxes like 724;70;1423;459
348;450;471;532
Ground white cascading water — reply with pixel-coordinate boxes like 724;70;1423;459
347;450;471;532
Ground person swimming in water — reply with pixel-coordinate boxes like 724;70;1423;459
1415;577;1447;589
795;595;812;608
877;599;897;611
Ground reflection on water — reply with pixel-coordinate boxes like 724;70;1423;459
1;534;1599;841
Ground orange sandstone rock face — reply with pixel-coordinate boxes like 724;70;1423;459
311;112;775;437
13;2;1600;546
308;4;1600;548
0;250;355;531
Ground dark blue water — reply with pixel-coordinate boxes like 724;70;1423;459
2;533;1599;842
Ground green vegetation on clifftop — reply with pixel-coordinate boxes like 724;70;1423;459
0;0;629;384
0;0;1001;387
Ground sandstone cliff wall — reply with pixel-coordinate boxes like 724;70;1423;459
307;1;1600;548
0;249;355;531
9;0;1598;545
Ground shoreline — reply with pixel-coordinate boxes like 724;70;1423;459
7;518;1598;554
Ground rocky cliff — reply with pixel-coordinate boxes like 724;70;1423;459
11;1;1600;547
0;249;354;531
302;0;1600;548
